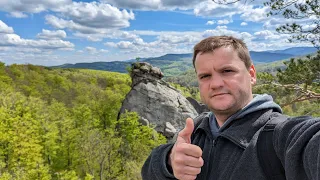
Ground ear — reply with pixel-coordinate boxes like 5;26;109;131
249;64;256;85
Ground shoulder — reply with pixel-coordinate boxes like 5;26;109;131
273;114;320;145
194;112;210;125
274;114;319;129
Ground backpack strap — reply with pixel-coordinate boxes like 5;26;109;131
194;112;210;129
257;112;287;179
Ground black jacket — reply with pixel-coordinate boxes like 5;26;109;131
141;109;320;180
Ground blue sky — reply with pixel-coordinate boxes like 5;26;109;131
0;0;315;66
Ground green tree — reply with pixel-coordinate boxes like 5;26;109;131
254;52;320;115
212;0;320;48
117;111;166;179
0;92;51;179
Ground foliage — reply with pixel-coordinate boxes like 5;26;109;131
254;51;320;116
0;63;165;179
168;82;200;101
266;0;319;48
212;0;320;49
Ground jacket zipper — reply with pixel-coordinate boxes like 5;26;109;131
205;138;218;180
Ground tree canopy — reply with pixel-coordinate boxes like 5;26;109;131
0;64;166;179
212;0;320;49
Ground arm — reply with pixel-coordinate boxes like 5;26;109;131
141;143;177;180
273;116;320;180
142;118;203;180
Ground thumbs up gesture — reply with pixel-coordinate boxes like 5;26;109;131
169;118;204;180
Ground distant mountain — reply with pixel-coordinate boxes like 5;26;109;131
266;47;318;56
147;53;192;61
52;47;318;76
55;61;131;73
250;51;295;63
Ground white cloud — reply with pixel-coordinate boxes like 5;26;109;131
262;18;294;30
0;0;71;16
301;23;317;31
217;19;231;25
85;47;98;54
100;0;206;10
206;20;215;25
158;34;198;44
73;30;141;42
194;1;243;17
240;6;270;22
103;27;259;58
85;47;109;54
0;20;14;34
118;41;135;49
202;26;239;38
254;30;284;40
58;2;134;29
0;33;74;50
101;0;161;10
73;32;108;42
8;12;28;18
100;49;109;53
37;29;67;39
240;22;248;26
45;15;109;34
44;2;135;35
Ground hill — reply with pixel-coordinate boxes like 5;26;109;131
52;47;318;76
0;63;165;179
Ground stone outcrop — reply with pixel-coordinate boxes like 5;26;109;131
186;97;210;114
119;62;198;138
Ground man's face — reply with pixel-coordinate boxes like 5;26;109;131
195;46;256;118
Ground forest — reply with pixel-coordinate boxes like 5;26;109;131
0;0;319;179
0;49;319;179
0;63;166;179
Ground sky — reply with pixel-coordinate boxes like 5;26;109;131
0;0;316;66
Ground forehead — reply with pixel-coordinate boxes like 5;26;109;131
195;47;243;67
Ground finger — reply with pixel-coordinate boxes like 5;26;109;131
176;165;201;176
175;143;203;158
178;118;194;143
174;154;204;168
176;174;197;180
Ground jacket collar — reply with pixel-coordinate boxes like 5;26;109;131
195;109;273;149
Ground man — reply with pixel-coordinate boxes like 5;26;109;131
141;36;320;180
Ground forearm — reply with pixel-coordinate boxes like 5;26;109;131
141;143;177;180
274;116;320;179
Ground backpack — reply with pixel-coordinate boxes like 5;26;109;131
257;111;287;179
193;110;287;179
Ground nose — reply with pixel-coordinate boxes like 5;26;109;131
209;74;224;90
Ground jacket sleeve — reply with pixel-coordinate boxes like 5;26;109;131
273;116;320;180
141;143;177;180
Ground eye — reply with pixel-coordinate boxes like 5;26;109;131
223;69;233;73
200;74;210;79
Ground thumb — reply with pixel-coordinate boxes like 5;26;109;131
178;118;194;144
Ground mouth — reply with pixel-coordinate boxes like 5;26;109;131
211;93;228;97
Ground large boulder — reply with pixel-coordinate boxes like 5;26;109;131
186;97;210;114
119;62;198;138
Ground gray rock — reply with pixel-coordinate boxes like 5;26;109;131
139;116;150;126
119;62;198;138
164;122;177;138
186;97;210;114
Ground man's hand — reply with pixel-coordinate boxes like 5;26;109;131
169;118;204;180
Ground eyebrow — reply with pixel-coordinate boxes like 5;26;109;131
196;72;209;77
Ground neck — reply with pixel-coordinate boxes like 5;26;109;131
215;115;229;127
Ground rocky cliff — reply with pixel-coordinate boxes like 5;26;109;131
118;62;199;138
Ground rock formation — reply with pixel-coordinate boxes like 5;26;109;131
186;97;210;114
118;62;198;138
